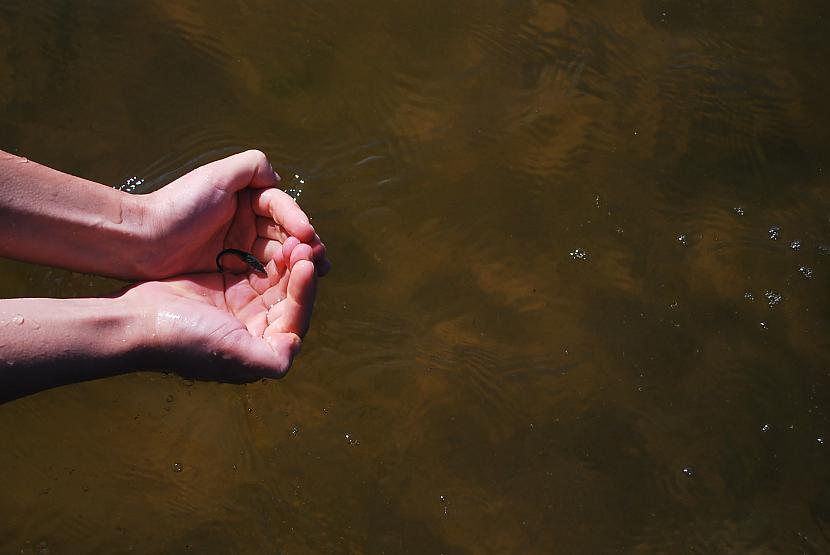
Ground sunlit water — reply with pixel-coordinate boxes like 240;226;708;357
2;1;830;552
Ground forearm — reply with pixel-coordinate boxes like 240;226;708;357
0;296;149;402
0;151;150;279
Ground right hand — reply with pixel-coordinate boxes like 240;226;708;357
121;240;316;382
137;150;330;280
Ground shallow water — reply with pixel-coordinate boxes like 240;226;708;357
2;0;830;552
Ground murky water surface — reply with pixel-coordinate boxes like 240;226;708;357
2;1;830;552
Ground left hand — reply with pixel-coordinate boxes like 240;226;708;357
121;240;317;381
136;150;330;280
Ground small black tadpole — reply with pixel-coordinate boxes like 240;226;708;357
216;248;267;274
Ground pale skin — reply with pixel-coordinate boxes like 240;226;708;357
0;150;329;402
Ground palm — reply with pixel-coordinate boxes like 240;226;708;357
125;257;316;381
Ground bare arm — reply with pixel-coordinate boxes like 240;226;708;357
0;149;330;280
0;296;147;402
0;151;149;280
0;245;316;403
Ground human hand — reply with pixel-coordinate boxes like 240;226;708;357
121;240;317;381
137;150;330;280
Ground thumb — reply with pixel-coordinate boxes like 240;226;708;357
182;150;279;194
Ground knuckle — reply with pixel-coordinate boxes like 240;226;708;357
247;149;268;166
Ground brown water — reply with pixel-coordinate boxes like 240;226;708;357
2;0;830;552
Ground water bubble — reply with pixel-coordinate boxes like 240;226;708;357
569;248;588;260
119;176;145;193
768;226;780;241
172;462;183;473
790;240;801;250
761;424;770;432
818;438;824;445
764;290;783;307
733;207;745;216
290;425;299;436
345;433;360;446
677;234;687;245
759;321;768;330
11;314;24;325
799;266;813;278
682;467;694;477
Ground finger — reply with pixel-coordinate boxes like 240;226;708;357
267;259;316;336
262;279;288;308
247;258;283;296
289;243;314;270
252;188;316;243
255;216;289;242
279;236;328;277
316;258;332;277
200;150;280;193
282;236;301;264
223;276;270;328
309;235;331;276
288;260;316;306
251;237;285;268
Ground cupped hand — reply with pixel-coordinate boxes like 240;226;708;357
139;150;330;280
121;241;317;382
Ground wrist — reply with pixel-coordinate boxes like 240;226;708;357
109;293;157;368
120;192;162;280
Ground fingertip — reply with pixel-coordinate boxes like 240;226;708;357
282;236;302;264
282;203;315;242
289;244;314;270
316;258;332;277
291;217;316;243
293;258;315;276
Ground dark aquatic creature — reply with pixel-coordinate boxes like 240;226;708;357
215;248;267;274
